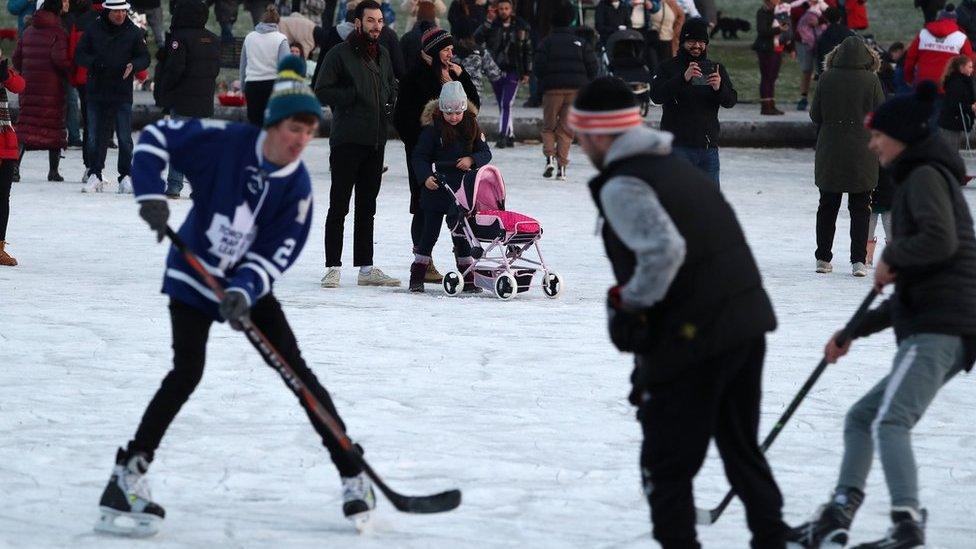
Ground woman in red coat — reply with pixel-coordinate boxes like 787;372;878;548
0;52;27;266
13;0;71;182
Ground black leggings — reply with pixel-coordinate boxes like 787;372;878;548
127;297;362;477
815;190;871;264
417;210;471;258
244;79;276;126
0;159;15;240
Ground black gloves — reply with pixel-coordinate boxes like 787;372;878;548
0;60;9;83
607;286;648;354
219;290;250;331
138;200;169;242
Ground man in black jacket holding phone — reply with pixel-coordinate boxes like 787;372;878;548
650;17;736;188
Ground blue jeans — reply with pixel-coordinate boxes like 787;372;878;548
66;86;81;144
86;100;133;180
672;146;721;187
165;115;188;195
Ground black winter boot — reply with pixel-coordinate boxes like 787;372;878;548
787;487;864;547
850;508;926;549
409;261;427;292
47;149;63;182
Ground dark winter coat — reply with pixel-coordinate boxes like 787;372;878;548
958;0;976;42
393;61;480;149
130;0;161;10
589;134;776;382
854;134;976;362
938;72;976;132
412;100;491;214
752;6;779;53
447;0;487;37
400;20;436;74
314;32;397;148
815;23;855;75
154;0;220;118
474;15;533;76
595;0;631;44
74;13;151;103
649;48;737;149
810;36;885;194
872;167;895;212
12;10;70;150
532;27;598;93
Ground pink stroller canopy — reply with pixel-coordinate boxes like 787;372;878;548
453;165;507;213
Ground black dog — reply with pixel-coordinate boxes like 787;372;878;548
710;11;752;39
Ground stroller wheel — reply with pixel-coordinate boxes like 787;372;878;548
541;271;563;299
494;273;517;300
443;270;464;297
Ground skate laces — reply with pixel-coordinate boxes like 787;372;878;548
121;456;152;503
342;474;370;501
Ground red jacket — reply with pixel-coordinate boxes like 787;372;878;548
846;0;868;31
0;68;26;161
12;10;70;150
904;19;975;91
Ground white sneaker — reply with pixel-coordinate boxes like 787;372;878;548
321;267;340;288
118;176;133;194
556;165;567;181
816;260;833;274
81;173;102;193
852;262;868;277
357;267;401;287
341;472;376;530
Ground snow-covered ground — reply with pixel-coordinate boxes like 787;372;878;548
2;140;975;549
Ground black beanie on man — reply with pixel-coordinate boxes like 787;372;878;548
865;81;938;145
575;77;637;112
551;2;576;27
680;17;710;44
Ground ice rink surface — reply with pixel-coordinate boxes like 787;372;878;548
2;139;975;548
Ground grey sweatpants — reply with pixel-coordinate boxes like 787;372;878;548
836;333;965;509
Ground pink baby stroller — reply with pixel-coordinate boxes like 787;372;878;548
437;164;562;300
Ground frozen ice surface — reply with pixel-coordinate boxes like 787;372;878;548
1;141;974;548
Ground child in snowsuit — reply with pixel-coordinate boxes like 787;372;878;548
409;81;491;292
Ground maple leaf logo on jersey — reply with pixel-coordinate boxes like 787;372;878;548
206;202;258;271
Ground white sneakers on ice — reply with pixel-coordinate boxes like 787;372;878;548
852;262;868;277
357;267;401;287
556;165;567;181
341;472;376;530
321;267;341;288
81;173;105;193
118;176;133;195
815;260;833;274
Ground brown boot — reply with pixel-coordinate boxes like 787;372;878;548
866;238;877;267
761;99;785;116
424;260;443;284
0;241;17;266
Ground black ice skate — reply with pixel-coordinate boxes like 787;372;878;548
850;508;926;549
341;472;376;531
94;448;165;537
787;487;864;548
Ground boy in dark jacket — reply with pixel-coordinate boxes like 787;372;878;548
154;0;221;198
534;4;597;180
789;81;976;549
74;0;150;194
650;17;736;186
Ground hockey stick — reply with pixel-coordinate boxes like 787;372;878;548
165;227;461;514
695;288;880;526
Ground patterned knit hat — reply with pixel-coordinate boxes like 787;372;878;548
438;81;468;114
263;55;324;127
864;80;938;145
569;77;643;134
422;27;454;57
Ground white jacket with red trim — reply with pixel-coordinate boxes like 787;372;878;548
904;19;975;91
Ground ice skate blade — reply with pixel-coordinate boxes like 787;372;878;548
348;511;373;534
94;507;160;538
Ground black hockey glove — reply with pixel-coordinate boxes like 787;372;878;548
138;200;169;242
219;290;250;331
607;286;648;353
0;60;8;83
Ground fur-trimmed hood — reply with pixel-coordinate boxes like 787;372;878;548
824;35;881;73
420;98;480;125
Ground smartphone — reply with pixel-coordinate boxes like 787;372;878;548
691;60;717;86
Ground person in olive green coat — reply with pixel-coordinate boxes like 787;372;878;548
811;35;886;277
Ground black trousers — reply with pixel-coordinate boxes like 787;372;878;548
127;297;361;477
404;141;425;247
638;336;786;549
417;210;471;258
815;190;870;264
244;79;275;126
325;143;385;267
0;159;15;240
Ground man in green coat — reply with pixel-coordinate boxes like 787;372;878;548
811;35;886;277
315;0;400;289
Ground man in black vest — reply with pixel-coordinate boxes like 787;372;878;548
154;0;220;198
571;77;787;549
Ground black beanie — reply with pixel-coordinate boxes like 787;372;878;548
551;2;576;27
575;77;637;112
680;17;710;44
865;80;938;145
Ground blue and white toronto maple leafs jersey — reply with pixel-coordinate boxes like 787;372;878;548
132;118;313;320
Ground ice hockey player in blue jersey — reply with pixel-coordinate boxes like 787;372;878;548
95;56;376;538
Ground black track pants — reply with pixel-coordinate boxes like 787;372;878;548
127;297;361;477
638;337;787;549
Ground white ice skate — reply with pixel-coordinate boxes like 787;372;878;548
341;472;376;532
118;176;133;195
94;449;165;538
